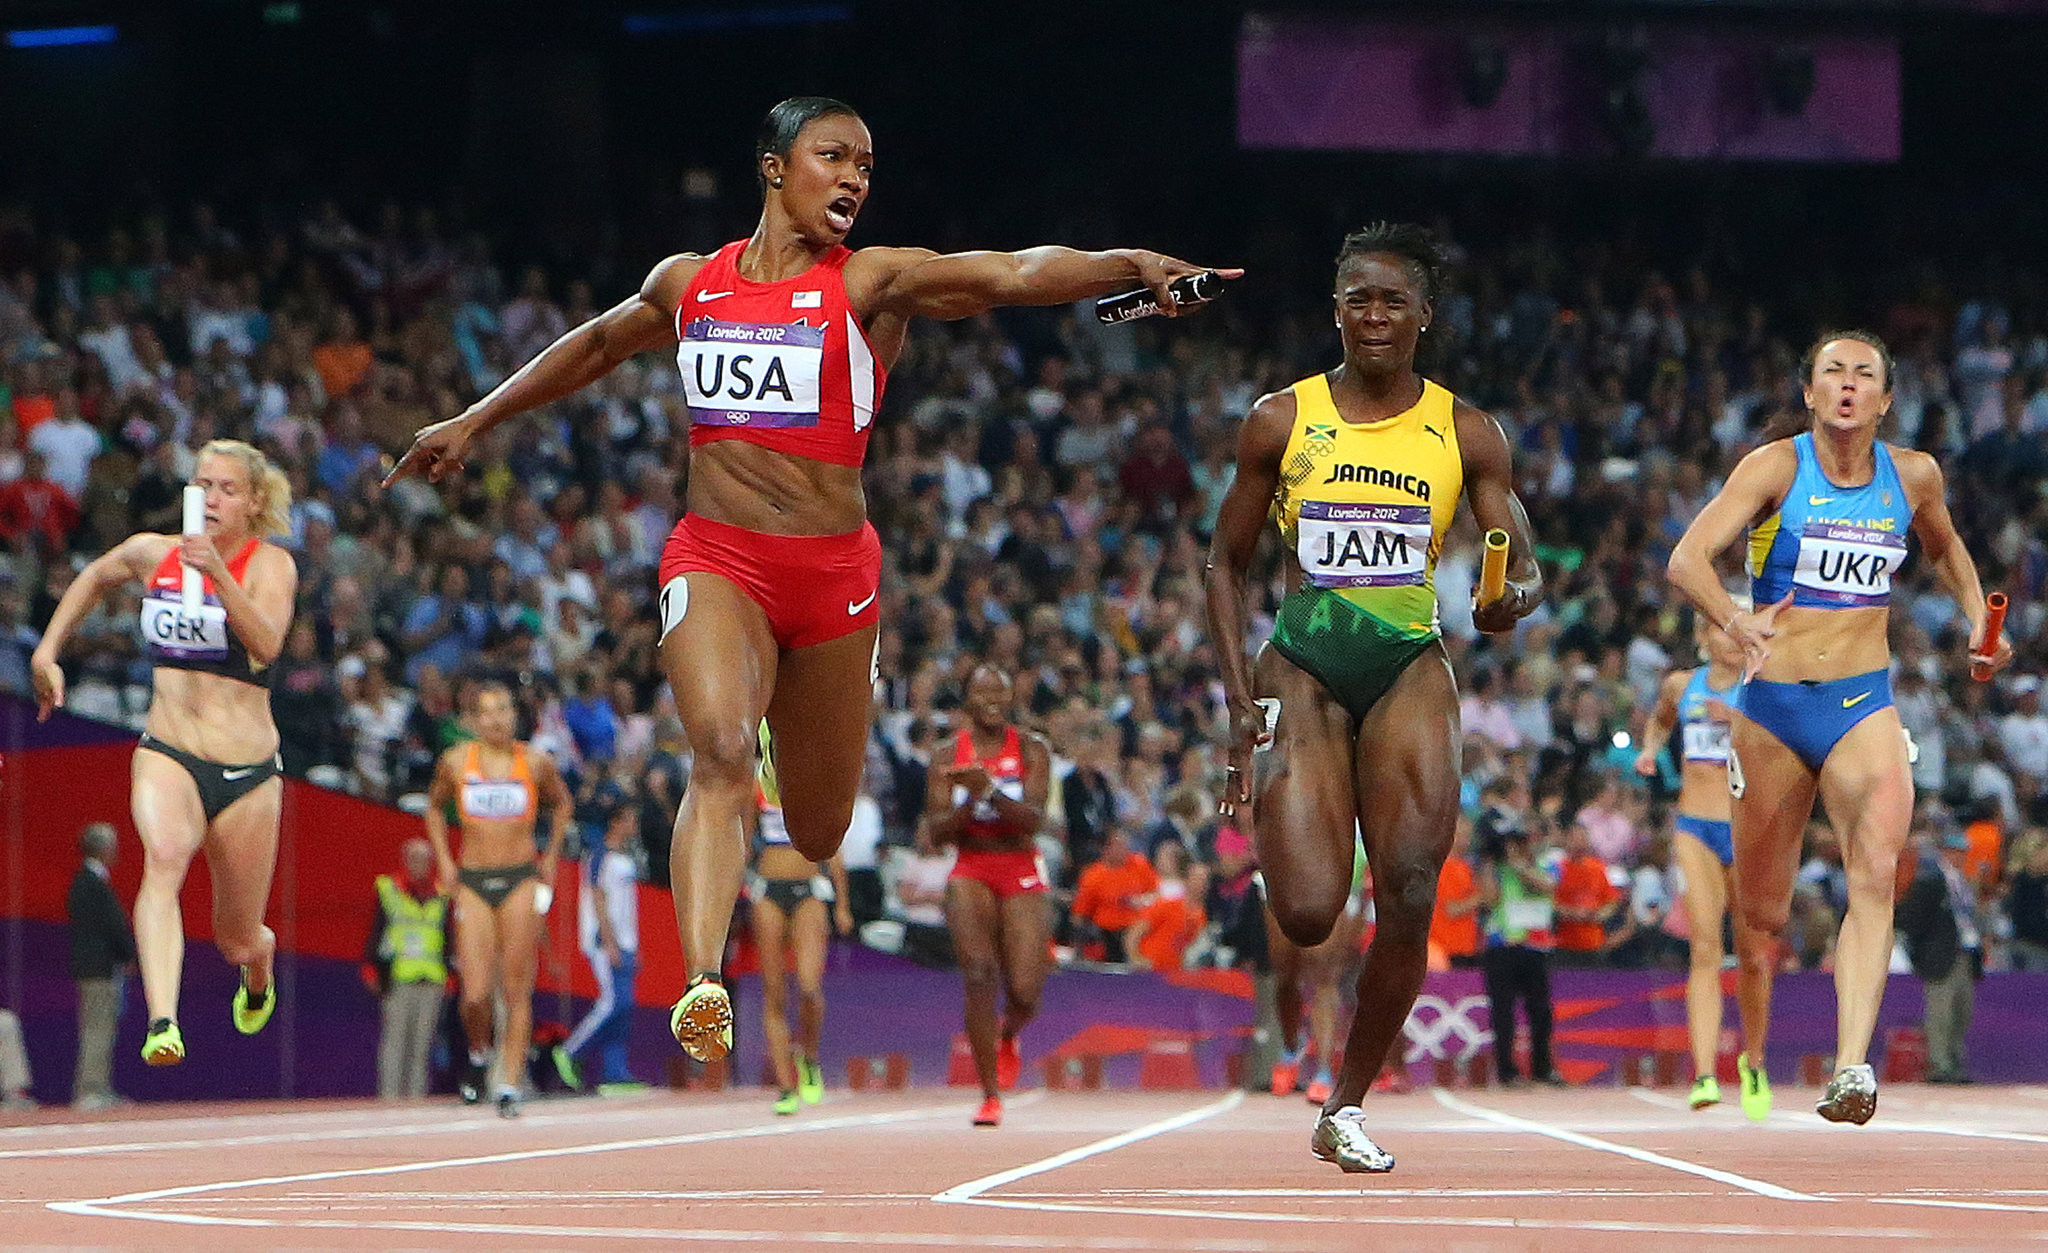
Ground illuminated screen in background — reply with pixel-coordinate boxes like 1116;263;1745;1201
1236;14;1902;162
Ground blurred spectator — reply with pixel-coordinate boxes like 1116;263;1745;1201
563;807;642;1090
67;820;132;1110
2007;828;2048;972
1572;772;1642;865
367;837;449;1100
1070;829;1158;964
889;837;957;969
0;1008;31;1109
1128;848;1207;972
28;389;99;500
1551;819;1622;966
1429;815;1482;970
0;452;79;556
1479;825;1562;1087
1999;675;2048;809
1898;829;1983;1084
272;620;349;776
1200;826;1267;972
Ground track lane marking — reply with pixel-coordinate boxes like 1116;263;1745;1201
1433;1089;1823;1202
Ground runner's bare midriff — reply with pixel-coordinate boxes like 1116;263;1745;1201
1754;604;1890;684
145;669;279;763
689;441;866;536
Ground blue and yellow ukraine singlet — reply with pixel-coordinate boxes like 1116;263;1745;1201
1678;668;1739;766
1748;433;1910;609
1267;374;1464;718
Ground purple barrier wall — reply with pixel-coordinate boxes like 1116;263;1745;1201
8;916;2043;1103
1237;14;1900;162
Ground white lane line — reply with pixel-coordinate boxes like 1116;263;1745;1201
0;1097;749;1157
1626;1087;2048;1145
1871;1197;2048;1215
34;1212;1358;1251
1075;1187;1720;1199
933;1091;1243;1205
49;1101;967;1227
1432;1089;1823;1202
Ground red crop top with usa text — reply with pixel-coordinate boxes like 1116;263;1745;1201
676;240;886;468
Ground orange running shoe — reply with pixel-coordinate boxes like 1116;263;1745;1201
1270;1052;1302;1098
973;1095;1003;1127
1305;1071;1334;1105
996;1036;1021;1091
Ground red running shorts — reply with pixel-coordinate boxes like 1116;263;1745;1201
658;512;882;651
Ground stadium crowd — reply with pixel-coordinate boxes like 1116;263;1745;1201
0;193;2044;985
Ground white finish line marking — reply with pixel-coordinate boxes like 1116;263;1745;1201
934;1091;1244;1204
50;1100;972;1228
1433;1089;1824;1202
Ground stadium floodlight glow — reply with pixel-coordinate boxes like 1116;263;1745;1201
6;24;118;48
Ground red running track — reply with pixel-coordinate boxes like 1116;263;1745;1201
7;1081;2048;1250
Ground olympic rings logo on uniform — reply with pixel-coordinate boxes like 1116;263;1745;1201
1400;994;1493;1062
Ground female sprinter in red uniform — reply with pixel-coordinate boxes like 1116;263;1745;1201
1670;331;2011;1124
32;440;296;1068
921;665;1052;1127
388;97;1233;1061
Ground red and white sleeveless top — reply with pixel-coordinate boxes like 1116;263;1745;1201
951;726;1030;846
140;538;269;687
676;240;886;468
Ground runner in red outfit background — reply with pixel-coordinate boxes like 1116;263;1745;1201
922;665;1053;1128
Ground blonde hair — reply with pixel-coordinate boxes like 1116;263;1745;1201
195;439;293;538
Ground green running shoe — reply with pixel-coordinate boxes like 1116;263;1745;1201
773;1088;800;1116
797;1055;824;1105
232;973;275;1035
1737;1052;1771;1122
669;978;733;1062
142;1018;184;1066
551;1044;581;1090
1689;1074;1721;1110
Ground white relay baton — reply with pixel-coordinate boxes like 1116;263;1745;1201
181;484;205;613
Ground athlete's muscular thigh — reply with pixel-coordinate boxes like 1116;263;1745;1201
766;623;879;862
1353;646;1460;934
1727;714;1816;935
1253;647;1360;948
662;573;777;772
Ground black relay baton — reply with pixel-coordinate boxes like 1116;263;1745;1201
1094;271;1226;324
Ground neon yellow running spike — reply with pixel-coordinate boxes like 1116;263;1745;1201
233;974;276;1035
670;980;733;1062
797;1055;824;1105
773;1088;800;1116
1737;1052;1772;1122
142;1018;184;1066
1689;1074;1722;1110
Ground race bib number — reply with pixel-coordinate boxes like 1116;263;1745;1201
953;778;1025;821
1681;720;1731;764
461;780;529;820
1793;522;1906;606
677;319;824;428
1296;501;1431;589
141;596;230;660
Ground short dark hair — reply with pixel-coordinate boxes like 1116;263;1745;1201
756;96;862;193
1335;221;1449;305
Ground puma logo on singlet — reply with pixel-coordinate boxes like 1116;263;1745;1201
1317;464;1431;499
1423;423;1446;445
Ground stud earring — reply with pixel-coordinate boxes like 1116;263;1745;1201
771;176;784;188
